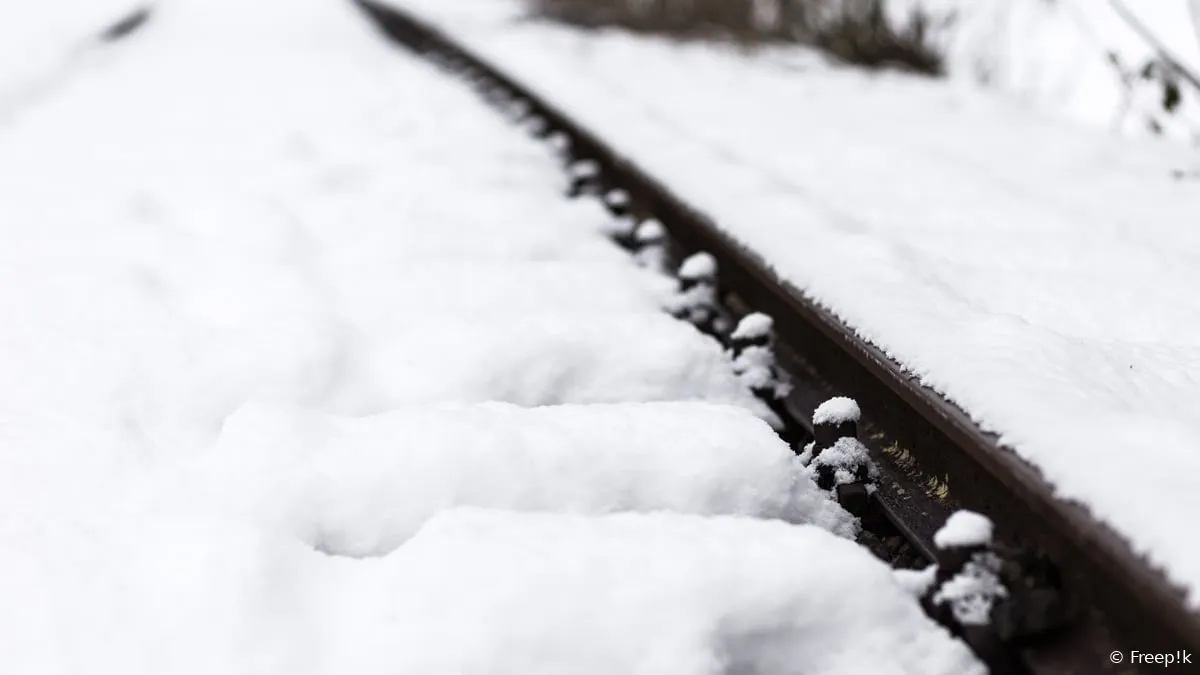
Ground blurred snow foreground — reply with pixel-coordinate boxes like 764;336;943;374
0;0;981;673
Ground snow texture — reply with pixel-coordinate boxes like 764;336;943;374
813;396;862;425
732;311;773;340
190;401;855;557
635;218;666;243
679;250;717;280
934;510;996;550
0;0;981;672
732;345;784;394
895;565;940;598
392;0;1200;605
340;509;986;675
809;437;877;486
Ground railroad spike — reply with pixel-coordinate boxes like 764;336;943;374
920;512;1032;675
669;252;720;335
566;160;601;198
802;397;875;517
632;219;668;272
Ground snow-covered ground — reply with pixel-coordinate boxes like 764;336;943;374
0;0;980;673
903;0;1200;140
389;0;1200;606
0;0;144;126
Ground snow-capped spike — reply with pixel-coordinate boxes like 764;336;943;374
604;189;631;217
566;160;601;198
731;312;773;343
525;116;549;137
811;396;859;457
547;132;572;160
632;220;668;273
678;252;717;283
634;219;665;245
668;252;720;335
934;510;995;551
919;510;1021;674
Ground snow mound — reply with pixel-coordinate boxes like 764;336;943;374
347;508;986;675
352;313;777;420
188;401;855;556
933;510;995;550
813;396;861;425
732;311;773;340
679;251;717;280
329;260;671;323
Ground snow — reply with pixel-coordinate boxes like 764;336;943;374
604;187;630;207
634;218;666;243
0;0;144;125
909;0;1200;140
0;0;979;671
809;437;876;486
732;311;774;341
391;0;1200;605
813;396;862;425
188;401;855;556
895;565;940;598
931;551;1008;627
322;508;984;675
934;510;996;550
678;250;717;280
349;312;778;417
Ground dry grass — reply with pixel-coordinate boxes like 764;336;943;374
524;0;951;75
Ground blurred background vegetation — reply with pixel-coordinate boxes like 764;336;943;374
524;0;953;74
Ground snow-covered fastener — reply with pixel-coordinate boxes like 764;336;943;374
523;114;549;137
667;252;723;335
921;511;1024;675
546;131;572;164
632;219;668;272
503;98;533;123
800;396;873;516
566;159;601;197
603;189;637;244
798;396;860;467
729;313;791;403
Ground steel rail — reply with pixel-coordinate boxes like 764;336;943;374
352;3;1200;671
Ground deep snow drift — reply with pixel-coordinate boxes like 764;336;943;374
390;0;1200;605
0;0;977;672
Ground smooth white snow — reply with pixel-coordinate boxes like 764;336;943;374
732;311;774;340
934;510;996;550
336;508;986;675
679;250;718;280
0;0;978;672
183;400;854;557
348;312;777;419
813;396;862;425
635;218;666;242
391;0;1200;605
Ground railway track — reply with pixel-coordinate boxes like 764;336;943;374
352;3;1200;673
